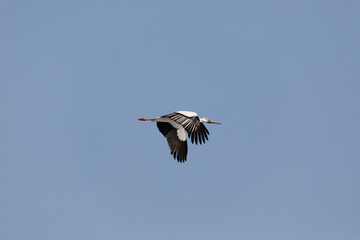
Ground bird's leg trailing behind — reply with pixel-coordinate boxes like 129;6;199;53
138;118;155;121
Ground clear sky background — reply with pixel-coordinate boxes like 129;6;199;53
1;1;359;239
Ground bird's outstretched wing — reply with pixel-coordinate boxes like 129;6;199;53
162;112;210;145
156;122;188;162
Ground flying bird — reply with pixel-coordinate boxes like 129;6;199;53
138;111;221;162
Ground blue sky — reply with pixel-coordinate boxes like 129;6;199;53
1;1;359;239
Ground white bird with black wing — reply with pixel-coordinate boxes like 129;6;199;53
138;111;221;162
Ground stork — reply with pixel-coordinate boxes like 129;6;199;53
138;111;221;162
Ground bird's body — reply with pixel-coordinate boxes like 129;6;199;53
139;111;220;162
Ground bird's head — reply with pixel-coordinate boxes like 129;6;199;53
200;118;221;124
